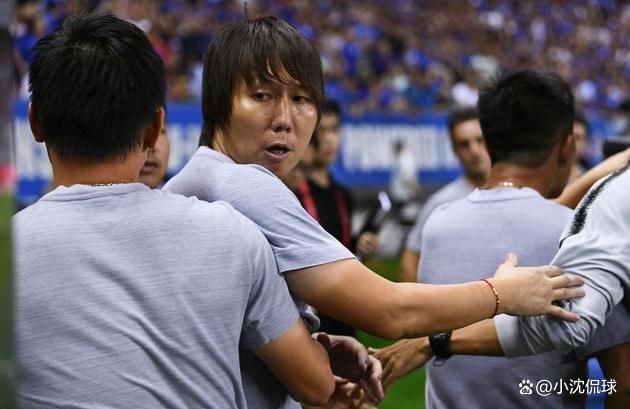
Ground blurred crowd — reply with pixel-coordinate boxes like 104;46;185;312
13;0;630;119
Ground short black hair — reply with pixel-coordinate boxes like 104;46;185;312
574;111;590;138
477;70;574;167
199;16;323;147
29;14;165;161
321;98;342;120
446;106;479;144
311;98;342;148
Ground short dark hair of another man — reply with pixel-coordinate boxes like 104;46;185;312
29;14;166;162
477;70;574;167
574;111;591;137
310;98;343;149
446;106;479;144
199;16;324;147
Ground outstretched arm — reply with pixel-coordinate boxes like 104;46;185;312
555;148;630;209
286;254;583;340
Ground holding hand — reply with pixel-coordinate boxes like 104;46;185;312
368;338;432;391
490;253;585;320
315;333;384;403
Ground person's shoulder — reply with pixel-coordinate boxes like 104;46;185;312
427;178;472;207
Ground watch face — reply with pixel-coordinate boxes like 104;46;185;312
429;331;453;360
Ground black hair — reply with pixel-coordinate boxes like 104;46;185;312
29;14;165;161
477;70;574;167
199;16;323;147
446;106;479;144
311;98;342;148
574;111;590;138
321;98;342;120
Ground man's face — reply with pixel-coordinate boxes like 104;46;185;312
573;122;588;160
452;119;491;180
218;75;318;178
139;126;170;188
313;113;341;167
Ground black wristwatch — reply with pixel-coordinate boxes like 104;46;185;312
429;331;453;362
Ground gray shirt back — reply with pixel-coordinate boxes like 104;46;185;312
406;177;475;253
420;187;585;409
14;184;299;409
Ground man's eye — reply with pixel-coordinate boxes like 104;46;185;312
252;93;272;101
293;95;312;104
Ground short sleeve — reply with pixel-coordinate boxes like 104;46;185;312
223;205;300;351
217;165;355;273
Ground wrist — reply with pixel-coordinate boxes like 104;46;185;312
419;337;433;358
485;277;508;315
428;332;452;363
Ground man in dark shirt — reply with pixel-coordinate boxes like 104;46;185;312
294;98;378;337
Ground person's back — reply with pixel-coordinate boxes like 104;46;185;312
15;185;298;408
420;189;585;408
15;14;335;409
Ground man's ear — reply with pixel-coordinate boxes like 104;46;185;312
141;107;164;151
28;103;46;143
559;132;576;165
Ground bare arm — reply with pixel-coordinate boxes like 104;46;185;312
398;249;420;282
286;255;583;340
254;318;335;406
555;148;630;209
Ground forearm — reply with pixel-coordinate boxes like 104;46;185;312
287;259;497;339
255;320;335;405
450;319;504;356
555;148;630;209
388;280;499;338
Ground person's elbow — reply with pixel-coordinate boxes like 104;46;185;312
552;318;599;351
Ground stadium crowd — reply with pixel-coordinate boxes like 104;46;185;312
13;0;630;119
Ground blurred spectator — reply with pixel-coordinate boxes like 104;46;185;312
569;112;592;182
139;124;171;188
389;139;420;223
11;0;630;118
293;99;379;338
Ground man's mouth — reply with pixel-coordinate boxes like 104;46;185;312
265;144;291;161
141;160;159;174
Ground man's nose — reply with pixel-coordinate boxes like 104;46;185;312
271;95;292;133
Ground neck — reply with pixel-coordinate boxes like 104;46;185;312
484;163;554;197
464;172;488;188
309;165;330;187
50;151;144;187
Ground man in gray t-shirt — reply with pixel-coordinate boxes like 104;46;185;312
15;186;304;408
373;70;629;407
399;107;490;282
16;15;335;409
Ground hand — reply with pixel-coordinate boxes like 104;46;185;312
491;253;585;321
356;232;379;258
315;333;384;403
368;338;432;391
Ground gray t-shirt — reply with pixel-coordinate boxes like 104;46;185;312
14;183;299;409
420;187;585;409
496;167;630;357
406;177;475;253
164;147;355;408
